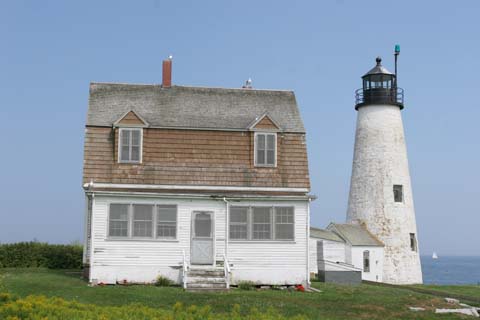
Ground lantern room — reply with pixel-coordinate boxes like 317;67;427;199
355;57;404;110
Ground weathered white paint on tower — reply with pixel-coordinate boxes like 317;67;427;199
346;104;423;284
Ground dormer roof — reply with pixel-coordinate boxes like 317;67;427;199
113;110;149;128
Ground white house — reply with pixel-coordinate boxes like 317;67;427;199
309;223;384;283
82;58;314;290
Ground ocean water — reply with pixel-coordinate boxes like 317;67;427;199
421;256;480;285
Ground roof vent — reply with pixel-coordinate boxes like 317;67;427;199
242;78;252;89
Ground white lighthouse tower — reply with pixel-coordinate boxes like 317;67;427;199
346;50;423;284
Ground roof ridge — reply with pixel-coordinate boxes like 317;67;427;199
89;82;294;93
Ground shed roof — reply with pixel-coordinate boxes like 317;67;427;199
328;223;384;246
87;83;305;133
310;227;344;243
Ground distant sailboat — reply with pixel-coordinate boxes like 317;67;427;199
432;252;438;259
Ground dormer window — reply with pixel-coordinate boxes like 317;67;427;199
254;132;276;167
118;128;142;163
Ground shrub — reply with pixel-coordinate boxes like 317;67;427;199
237;281;256;291
155;275;174;287
0;294;308;319
0;242;83;269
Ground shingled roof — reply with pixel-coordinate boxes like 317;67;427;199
86;83;305;133
328;223;384;247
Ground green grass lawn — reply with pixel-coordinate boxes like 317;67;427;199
0;268;477;319
411;284;480;300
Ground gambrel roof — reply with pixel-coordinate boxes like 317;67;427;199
87;83;305;133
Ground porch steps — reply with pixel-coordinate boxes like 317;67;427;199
185;266;228;292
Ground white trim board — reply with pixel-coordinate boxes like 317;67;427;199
84;182;309;193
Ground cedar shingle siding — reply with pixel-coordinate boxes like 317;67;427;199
83;127;310;189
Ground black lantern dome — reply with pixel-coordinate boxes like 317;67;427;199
355;57;404;110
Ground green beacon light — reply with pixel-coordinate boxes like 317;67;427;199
395;44;400;54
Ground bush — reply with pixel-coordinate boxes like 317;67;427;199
0;242;83;269
0;294;307;319
237;281;256;291
155;275;174;287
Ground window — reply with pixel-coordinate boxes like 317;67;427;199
108;203;177;240
229;206;294;241
119;128;142;163
393;185;403;202
255;133;276;166
252;207;272;240
132;204;153;237
410;233;417;251
274;207;294;240
229;207;248;240
194;212;212;238
363;250;370;272
109;204;129;237
157;205;177;239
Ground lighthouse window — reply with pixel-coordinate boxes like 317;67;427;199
410;233;417;251
393;185;403;202
363;251;370;272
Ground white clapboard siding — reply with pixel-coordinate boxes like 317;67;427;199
88;195;309;285
309;239;346;274
351;246;384;282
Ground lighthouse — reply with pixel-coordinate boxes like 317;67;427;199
346;49;423;284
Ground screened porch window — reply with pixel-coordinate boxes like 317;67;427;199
119;128;142;163
229;206;294;241
108;203;177;240
255;133;276;167
109;204;129;237
157;205;177;239
132;204;153;238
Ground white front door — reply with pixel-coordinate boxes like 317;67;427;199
191;211;214;265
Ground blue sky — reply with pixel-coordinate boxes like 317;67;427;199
1;0;479;255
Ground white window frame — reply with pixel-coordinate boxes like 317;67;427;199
254;132;277;167
118;128;143;164
228;206;294;241
107;203;178;241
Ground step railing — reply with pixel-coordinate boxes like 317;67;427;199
223;254;231;289
182;250;189;289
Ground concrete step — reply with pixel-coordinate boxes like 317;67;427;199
188;270;225;277
186;287;229;293
187;276;226;284
187;282;227;289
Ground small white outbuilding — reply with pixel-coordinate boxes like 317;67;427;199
309;223;384;284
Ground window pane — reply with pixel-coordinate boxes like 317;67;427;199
266;134;275;150
393;185;403;202
230;207;248;223
121;130;130;147
133;204;153;237
230;207;248;240
230;225;247;240
252;207;271;240
363;251;370;272
109;204;129;237
257;134;265;150
157;206;177;238
131;146;140;161
267;150;275;165
257;149;265;164
275;207;294;240
131;130;141;146
194;213;211;238
121;146;130;161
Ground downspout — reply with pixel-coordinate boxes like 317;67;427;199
89;192;95;284
223;197;229;261
306;197;311;287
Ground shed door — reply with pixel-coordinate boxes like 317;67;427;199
191;211;213;265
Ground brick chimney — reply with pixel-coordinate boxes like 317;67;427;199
162;56;172;88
